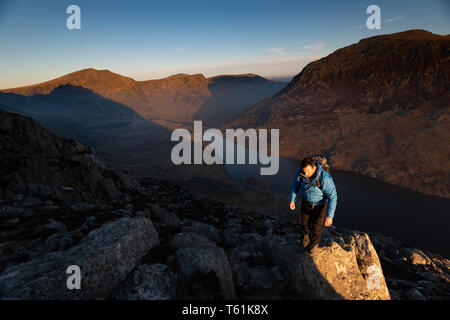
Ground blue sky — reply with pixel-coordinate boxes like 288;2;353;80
0;0;449;88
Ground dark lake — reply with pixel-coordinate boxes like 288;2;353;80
222;142;450;257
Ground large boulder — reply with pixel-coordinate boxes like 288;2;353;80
171;232;215;249
261;227;391;300
182;222;223;243
176;245;236;299
0;217;159;299
151;204;181;226
113;264;177;300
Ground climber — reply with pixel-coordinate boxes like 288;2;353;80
289;156;337;254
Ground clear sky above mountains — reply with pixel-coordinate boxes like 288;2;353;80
0;0;449;89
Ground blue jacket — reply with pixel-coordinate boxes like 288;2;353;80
289;161;338;218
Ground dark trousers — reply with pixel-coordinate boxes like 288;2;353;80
300;200;328;247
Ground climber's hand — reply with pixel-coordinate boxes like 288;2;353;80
289;201;295;211
324;217;333;227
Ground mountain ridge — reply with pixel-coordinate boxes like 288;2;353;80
1;69;287;129
1;69;280;94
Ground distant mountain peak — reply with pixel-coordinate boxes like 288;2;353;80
358;29;449;42
209;73;263;80
63;68;136;82
165;73;206;80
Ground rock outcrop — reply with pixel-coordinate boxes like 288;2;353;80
112;263;177;300
0;109;142;203
0;217;159;299
262;229;390;299
368;232;450;300
176;245;236;299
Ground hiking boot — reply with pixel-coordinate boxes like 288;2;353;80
301;235;310;248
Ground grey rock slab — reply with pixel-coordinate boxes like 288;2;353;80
0;217;159;299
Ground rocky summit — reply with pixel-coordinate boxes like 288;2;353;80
0;109;449;300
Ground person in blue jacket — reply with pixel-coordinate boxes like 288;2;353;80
289;156;337;254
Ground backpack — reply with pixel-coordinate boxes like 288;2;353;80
299;154;331;191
